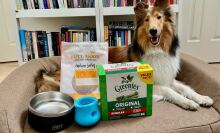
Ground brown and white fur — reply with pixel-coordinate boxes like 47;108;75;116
37;0;213;110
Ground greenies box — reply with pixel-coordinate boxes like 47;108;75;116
97;62;153;121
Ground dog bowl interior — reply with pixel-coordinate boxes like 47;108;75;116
29;91;74;117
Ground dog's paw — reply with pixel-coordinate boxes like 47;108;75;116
195;96;214;107
181;100;200;111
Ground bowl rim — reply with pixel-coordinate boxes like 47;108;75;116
28;91;74;118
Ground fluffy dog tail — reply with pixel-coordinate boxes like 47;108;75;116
108;46;129;63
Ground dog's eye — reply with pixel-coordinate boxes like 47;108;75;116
146;18;149;22
157;16;162;20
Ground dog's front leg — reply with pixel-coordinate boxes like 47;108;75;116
172;80;213;107
155;85;199;110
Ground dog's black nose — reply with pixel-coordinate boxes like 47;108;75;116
149;28;157;36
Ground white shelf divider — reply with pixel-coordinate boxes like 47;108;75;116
16;8;96;18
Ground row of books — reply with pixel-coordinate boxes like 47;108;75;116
104;21;134;47
103;0;174;7
15;0;95;10
19;29;61;62
61;26;97;42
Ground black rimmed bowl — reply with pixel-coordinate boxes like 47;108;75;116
28;91;74;132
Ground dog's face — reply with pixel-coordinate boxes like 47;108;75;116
134;0;174;53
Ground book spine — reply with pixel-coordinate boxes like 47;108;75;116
37;31;44;57
73;33;76;42
71;0;74;7
47;33;54;57
121;31;124;46
58;0;64;8
33;0;40;9
69;31;72;42
28;31;35;59
85;0;89;7
51;32;57;56
22;0;28;9
43;0;48;8
103;0;107;7
19;29;28;62
74;0;78;8
43;31;49;57
120;0;124;7
26;0;32;9
117;0;120;7
128;30;131;45
24;31;32;60
77;0;80;7
110;0;114;7
64;0;68;8
32;31;39;59
38;0;43;8
30;0;35;9
124;30;128;46
65;31;68;42
47;0;51;8
16;0;21;10
58;33;61;55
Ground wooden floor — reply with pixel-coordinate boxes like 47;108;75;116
0;62;220;83
0;62;19;83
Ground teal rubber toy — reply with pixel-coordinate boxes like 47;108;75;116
74;96;101;127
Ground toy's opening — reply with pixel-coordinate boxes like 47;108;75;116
78;98;95;106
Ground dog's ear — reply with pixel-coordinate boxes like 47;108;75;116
154;0;170;10
134;2;149;24
155;0;173;23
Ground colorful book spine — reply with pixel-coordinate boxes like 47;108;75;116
19;29;28;62
74;0;78;8
121;31;125;46
47;33;54;57
32;31;39;59
43;31;49;57
25;31;32;61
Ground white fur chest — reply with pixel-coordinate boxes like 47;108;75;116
143;48;180;86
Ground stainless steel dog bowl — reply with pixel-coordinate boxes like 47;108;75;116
28;91;74;132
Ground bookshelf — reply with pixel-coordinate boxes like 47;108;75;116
14;0;182;65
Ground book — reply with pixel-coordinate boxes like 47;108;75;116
38;0;44;9
36;31;46;57
47;33;54;57
28;31;35;59
43;31;49;57
74;0;78;8
52;0;59;8
49;0;54;8
16;0;22;10
128;30;131;45
32;31;39;59
43;0;48;9
22;0;28;9
33;0;40;9
19;29;28;62
25;31;32;60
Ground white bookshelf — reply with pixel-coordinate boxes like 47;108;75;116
14;0;181;65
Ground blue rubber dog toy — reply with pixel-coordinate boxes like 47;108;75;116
74;96;100;127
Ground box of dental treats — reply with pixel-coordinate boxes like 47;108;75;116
97;62;153;120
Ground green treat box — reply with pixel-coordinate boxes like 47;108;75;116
97;62;153;121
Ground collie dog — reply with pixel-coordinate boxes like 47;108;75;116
37;0;213;110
